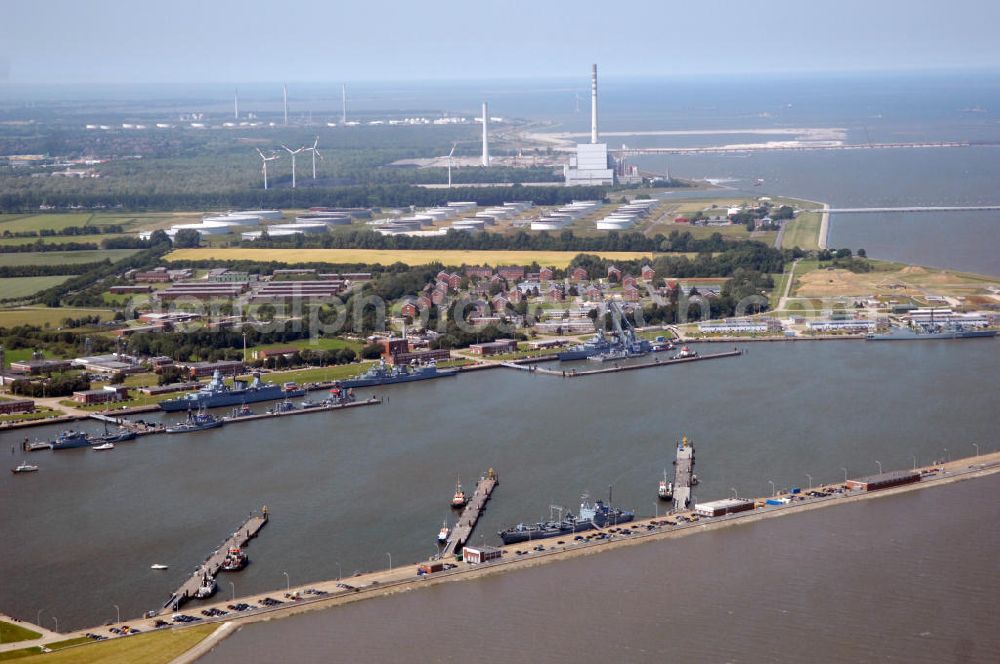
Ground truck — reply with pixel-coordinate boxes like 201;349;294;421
417;562;445;575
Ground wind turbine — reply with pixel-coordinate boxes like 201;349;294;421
255;148;280;190
447;142;457;188
281;144;306;188
304;136;322;179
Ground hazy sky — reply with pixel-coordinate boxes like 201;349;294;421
3;0;1000;84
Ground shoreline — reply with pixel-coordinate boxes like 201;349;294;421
10;452;995;661
181;455;1000;662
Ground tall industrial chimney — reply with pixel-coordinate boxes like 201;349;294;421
482;101;490;167
591;64;598;144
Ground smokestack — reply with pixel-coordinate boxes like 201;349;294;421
482;101;489;167
591;64;598;144
283;84;288;126
341;84;347;124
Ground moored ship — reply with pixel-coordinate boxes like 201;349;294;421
220;547;248;571
658;469;673;501
50;430;92;450
336;359;457;389
498;515;594;545
159;371;304;412
165;409;224;434
557;331;613;361
450;481;468;509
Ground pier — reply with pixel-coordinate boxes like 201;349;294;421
502;349;742;377
222;396;381;423
162;508;269;614
441;469;499;557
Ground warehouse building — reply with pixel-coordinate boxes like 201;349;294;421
846;470;920;492
693;498;756;518
463;545;503;564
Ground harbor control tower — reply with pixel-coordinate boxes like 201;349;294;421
672;436;695;511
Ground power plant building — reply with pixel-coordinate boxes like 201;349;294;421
564;64;615;187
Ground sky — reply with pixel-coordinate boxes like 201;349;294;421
3;0;1000;84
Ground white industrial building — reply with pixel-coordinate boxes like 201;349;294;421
231;209;283;220
806;319;877;332
202;215;260;226
698;320;769;334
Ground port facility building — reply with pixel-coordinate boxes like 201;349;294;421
845;470;920;492
694;498;756;518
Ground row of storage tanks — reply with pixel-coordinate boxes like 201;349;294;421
594;198;660;231
529;200;602;231
371;201;534;235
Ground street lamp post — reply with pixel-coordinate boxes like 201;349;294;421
972;442;980;457
805;473;812;490
841;467;848;483
114;604;120;624
912;454;917;470
386;552;392;572
51;616;58;633
944;448;949;462
875;460;883;474
229;581;235;602
768;480;775;496
336;561;342;581
282;571;290;592
654;502;658;518
730;487;738;499
36;609;43;626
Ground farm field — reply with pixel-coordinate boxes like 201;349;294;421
780;211;822;250
166;248;664;268
0;213;101;233
0;307;115;327
0;276;75;299
0;249;140;267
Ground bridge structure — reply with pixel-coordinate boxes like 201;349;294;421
804;205;1000;214
614;141;979;156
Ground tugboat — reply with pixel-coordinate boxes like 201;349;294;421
195;575;218;599
450;481;468;509
50;430;92;450
165;408;224;434
437;519;451;544
11;461;39;474
658;469;673;501
672;345;697;360
220;547;248;571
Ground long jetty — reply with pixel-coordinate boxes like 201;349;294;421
222;396;381;423
441;470;499;557
162;508;269;614
502;349;742;377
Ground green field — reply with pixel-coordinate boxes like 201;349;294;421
251;337;364;355
781;211;822;250
0;213;100;233
0;307;115;328
266;362;375;384
4;623;215;664
0;620;41;644
0;250;141;268
0;234;132;248
0;276;76;299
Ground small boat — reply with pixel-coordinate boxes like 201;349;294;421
450;481;468;509
266;399;296;415
230;404;253;418
196;576;217;599
12;461;39;474
26;440;51;452
92;442;115;451
438;519;450;543
150;564;169;570
658;469;673;501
